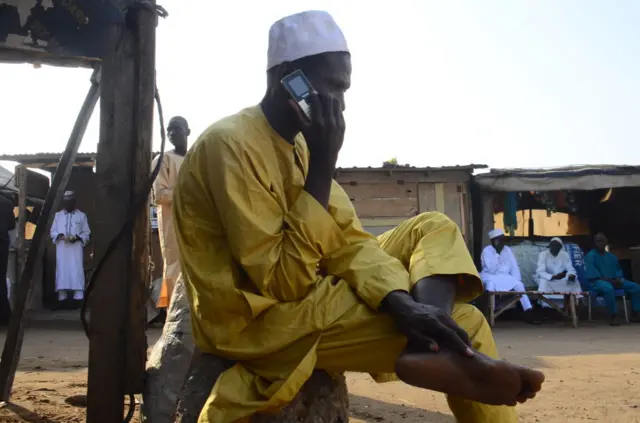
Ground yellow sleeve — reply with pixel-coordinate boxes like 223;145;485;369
198;135;348;302
320;182;410;310
152;154;173;206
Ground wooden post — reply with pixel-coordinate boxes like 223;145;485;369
87;22;135;423
14;165;27;307
569;294;578;328
0;68;100;401
125;1;156;395
87;4;155;421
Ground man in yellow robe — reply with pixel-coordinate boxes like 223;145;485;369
173;11;544;423
152;116;190;311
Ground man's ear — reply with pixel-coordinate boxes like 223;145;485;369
187;129;191;136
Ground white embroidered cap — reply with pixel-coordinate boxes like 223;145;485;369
488;229;505;240
549;237;564;247
63;190;75;199
267;10;349;70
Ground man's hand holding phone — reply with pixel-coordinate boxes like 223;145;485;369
290;93;345;165
290;93;345;209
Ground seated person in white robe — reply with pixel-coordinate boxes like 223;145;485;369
481;229;539;324
535;238;583;308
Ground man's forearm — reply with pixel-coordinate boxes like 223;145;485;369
155;190;173;206
304;158;335;209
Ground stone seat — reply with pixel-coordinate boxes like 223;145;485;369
142;276;349;423
174;350;349;423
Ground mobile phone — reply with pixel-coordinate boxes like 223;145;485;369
281;69;315;121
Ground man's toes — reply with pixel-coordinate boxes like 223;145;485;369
515;387;537;404
517;389;537;400
519;368;545;392
532;371;546;390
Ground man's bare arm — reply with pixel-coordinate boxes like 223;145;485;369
304;158;334;209
296;94;345;210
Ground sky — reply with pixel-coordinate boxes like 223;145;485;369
1;0;639;170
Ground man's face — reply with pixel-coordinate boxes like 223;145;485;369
491;236;504;251
549;241;562;257
594;233;608;252
63;198;75;211
302;52;352;112
168;122;189;150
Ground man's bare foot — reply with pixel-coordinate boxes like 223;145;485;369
394;349;545;406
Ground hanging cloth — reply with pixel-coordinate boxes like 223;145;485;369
503;192;518;236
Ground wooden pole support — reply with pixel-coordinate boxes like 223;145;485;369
86;3;156;421
0;68;100;401
87;21;136;423
14;165;27;307
125;0;156;395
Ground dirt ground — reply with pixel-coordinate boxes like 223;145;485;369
0;313;639;423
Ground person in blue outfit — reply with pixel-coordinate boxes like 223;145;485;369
584;232;640;325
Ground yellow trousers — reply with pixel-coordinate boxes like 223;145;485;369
203;213;517;422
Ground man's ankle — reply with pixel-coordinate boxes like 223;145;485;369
410;276;457;314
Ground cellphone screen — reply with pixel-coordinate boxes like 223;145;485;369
288;76;310;97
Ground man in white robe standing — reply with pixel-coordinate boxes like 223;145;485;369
535;237;583;309
50;191;91;305
481;229;539;324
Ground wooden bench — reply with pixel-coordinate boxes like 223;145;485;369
488;290;590;328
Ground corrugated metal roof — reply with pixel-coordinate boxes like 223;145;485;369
0;152;97;169
0;154;487;173
0;152;96;160
476;165;640;192
0;0;133;67
478;165;640;179
0;164;16;191
336;164;488;172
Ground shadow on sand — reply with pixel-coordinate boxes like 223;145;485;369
3;402;56;423
349;394;454;422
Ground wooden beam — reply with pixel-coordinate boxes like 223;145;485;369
124;1;156;395
435;183;445;213
87;21;136;423
0;67;100;401
359;217;407;227
341;183;418;200
334;170;471;184
14;166;27;307
350;197;419;218
87;2;156;418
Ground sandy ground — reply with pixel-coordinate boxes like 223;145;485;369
0;312;639;423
